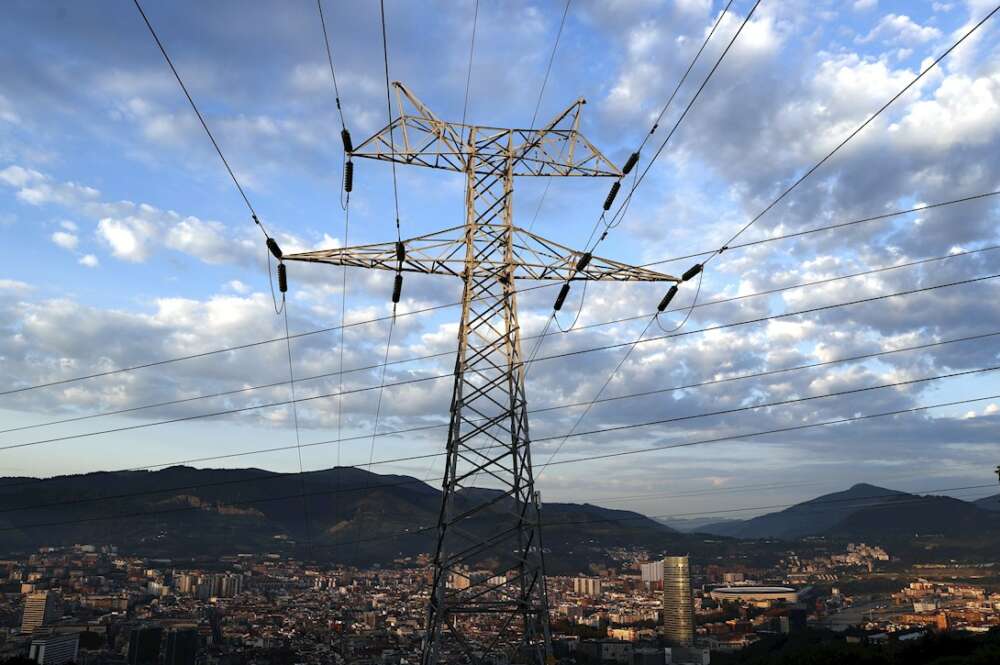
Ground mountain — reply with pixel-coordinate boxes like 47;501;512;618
695;483;1000;542
828;495;994;538
974;493;1000;511
697;483;909;539
0;465;685;571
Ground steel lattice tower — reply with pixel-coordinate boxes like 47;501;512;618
286;82;677;664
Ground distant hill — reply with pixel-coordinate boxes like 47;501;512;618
828;495;994;538
695;483;1000;542
0;465;686;571
697;484;908;539
974;493;1000;511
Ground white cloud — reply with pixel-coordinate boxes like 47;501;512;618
78;254;99;268
50;230;79;251
853;0;878;10
889;72;1000;150
858;14;942;45
0;278;32;292
96;216;156;262
226;280;250;294
60;220;78;231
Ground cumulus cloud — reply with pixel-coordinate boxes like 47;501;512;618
2;0;999;509
858;14;942;45
50;230;78;250
78;254;99;268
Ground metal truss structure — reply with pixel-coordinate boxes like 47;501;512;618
286;82;677;665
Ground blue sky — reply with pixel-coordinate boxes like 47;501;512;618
1;0;999;521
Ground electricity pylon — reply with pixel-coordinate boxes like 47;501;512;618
285;82;678;664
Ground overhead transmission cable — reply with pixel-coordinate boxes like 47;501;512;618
706;3;1000;265
4;408;998;534
315;0;356;555
4;268;998;454
524;0;572;233
6;188;996;399
460;0;479;128
131;0;290;315
4;257;997;442
3;325;997;493
5;362;999;515
554;0;754;330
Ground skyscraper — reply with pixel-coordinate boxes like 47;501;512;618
662;555;694;647
21;591;62;634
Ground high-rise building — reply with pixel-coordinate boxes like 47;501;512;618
28;633;79;665
573;577;603;598
21;591;62;634
662;555;695;648
641;561;664;585
127;625;163;665
164;628;200;665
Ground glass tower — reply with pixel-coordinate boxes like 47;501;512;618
662;555;694;647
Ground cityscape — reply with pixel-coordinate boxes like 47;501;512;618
2;532;1000;663
3;0;1000;664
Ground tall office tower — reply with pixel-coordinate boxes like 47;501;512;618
662;556;695;647
21;591;62;634
127;625;163;665
164;628;200;665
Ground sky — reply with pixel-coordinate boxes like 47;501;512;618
1;0;999;524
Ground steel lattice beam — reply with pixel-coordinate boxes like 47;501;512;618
284;82;676;665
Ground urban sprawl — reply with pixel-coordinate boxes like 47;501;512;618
2;542;999;664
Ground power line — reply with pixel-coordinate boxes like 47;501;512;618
316;0;353;557
589;0;761;255
528;0;572;129
5;356;997;516
0;281;558;398
5;269;998;452
316;0;347;131
523;0;572;231
578;0;735;245
537;316;657;476
3;326;995;494
282;303;311;550
131;0;270;239
3;443;995;538
636;0;735;157
639;191;1000;269
379;0;402;243
6;187;996;399
4;362;996;513
354;311;397;558
460;0;479;127
709;3;1000;262
544;391;1000;468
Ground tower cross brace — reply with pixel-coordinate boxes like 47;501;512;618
286;82;677;664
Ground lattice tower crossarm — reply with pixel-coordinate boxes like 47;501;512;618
283;82;677;665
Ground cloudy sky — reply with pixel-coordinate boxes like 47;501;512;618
1;0;999;524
